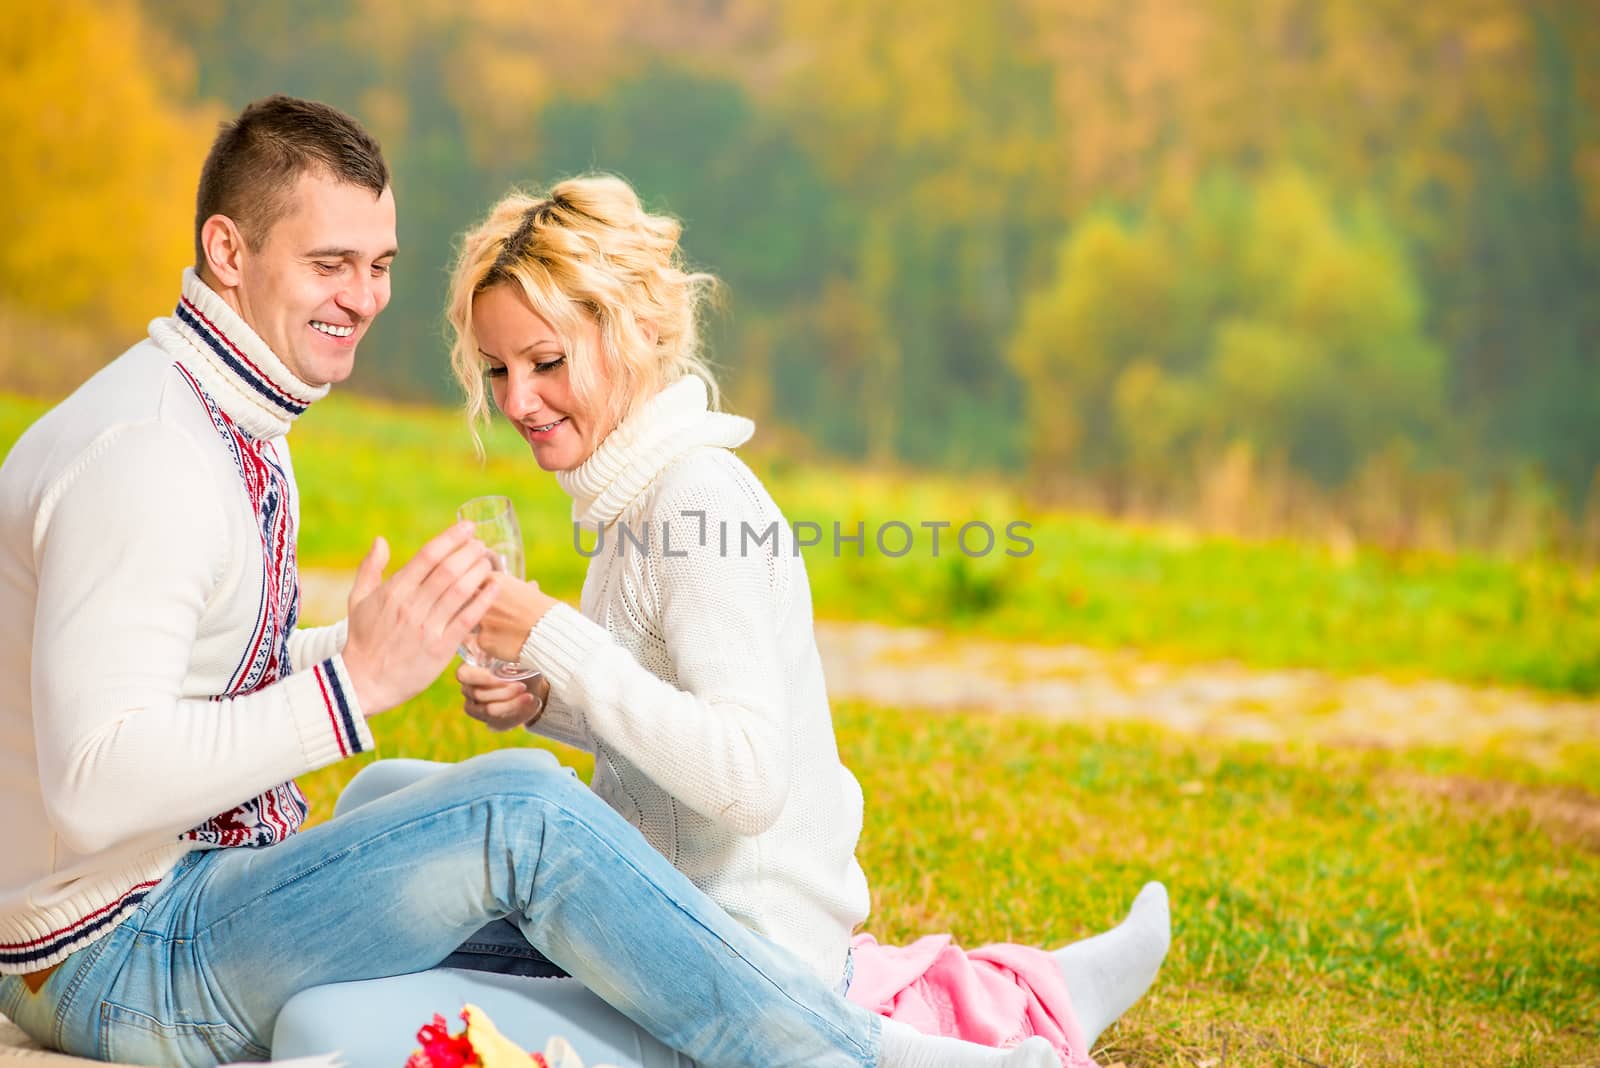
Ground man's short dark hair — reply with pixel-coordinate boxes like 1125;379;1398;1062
194;95;389;265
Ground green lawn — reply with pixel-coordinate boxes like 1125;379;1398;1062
299;681;1600;1067
4;389;1597;694
5;388;1597;1064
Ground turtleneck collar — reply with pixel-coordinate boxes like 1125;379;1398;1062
556;375;754;527
147;268;331;440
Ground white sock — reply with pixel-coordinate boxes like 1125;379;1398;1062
1052;881;1171;1048
876;1019;1059;1068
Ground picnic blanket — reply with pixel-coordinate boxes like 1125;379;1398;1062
0;1013;340;1067
0;1015;124;1067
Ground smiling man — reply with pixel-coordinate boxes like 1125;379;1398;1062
0;96;1058;1068
190;110;397;388
0;95;499;1059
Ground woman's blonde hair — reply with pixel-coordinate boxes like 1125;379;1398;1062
447;175;721;450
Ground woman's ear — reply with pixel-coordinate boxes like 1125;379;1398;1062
639;319;659;349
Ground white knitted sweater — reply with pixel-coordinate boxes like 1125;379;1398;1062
0;270;371;973
521;376;870;983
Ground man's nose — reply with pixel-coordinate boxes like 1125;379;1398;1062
339;274;380;319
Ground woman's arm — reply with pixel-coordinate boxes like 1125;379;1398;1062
476;482;793;837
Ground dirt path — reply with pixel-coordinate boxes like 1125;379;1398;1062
299;569;1599;760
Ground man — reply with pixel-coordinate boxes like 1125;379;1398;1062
0;95;1054;1068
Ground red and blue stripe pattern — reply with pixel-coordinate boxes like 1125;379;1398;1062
313;659;363;758
0;878;162;970
175;295;308;419
171;363;364;848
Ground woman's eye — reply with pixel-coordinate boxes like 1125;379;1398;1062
483;365;508;379
535;356;567;373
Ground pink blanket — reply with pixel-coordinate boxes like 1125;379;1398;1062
845;934;1098;1068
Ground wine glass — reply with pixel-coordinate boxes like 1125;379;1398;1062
457;495;541;682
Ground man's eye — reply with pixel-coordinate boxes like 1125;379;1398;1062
373;263;392;277
315;262;341;274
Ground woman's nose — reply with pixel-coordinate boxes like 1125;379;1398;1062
498;365;543;420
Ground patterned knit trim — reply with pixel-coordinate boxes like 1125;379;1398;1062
172;362;298;696
313;659;365;758
175;297;308;418
149;268;328;441
0;880;159;969
171;361;312;850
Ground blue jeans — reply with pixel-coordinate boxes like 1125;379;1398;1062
0;749;880;1067
336;756;569;980
334;761;857;988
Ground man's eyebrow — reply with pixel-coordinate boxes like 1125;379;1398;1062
304;247;400;260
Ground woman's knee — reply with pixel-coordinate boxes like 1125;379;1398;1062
468;746;565;777
335;758;455;818
377;749;586;831
453;747;582;806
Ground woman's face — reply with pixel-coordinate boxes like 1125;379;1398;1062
473;282;615;472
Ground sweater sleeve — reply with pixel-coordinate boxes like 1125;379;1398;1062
521;482;792;837
30;423;372;856
289;619;349;671
522;686;595;753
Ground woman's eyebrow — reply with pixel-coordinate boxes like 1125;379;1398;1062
478;341;562;358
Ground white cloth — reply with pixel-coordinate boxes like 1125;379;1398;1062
522;376;871;983
0;269;370;974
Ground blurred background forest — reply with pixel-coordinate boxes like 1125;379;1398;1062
3;0;1598;557
5;10;1599;1060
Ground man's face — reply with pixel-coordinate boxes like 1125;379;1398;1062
234;170;397;387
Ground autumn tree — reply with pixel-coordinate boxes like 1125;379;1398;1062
0;0;220;392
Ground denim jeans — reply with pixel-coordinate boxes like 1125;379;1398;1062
334;760;858;990
335;756;571;981
0;748;880;1067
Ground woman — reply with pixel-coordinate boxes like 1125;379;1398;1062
346;176;1168;1066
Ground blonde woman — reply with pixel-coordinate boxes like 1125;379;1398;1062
403;176;1164;1064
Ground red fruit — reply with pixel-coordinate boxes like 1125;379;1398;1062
409;1012;479;1068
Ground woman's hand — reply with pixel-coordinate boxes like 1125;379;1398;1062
458;662;552;731
475;572;561;662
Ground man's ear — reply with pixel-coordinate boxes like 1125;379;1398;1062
199;214;248;288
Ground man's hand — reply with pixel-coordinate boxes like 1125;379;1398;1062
458;663;551;732
341;521;497;716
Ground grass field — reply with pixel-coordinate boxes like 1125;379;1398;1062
5;387;1598;1065
6;389;1594;694
299;678;1600;1067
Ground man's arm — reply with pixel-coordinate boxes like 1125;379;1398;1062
31;424;496;855
288;619;348;672
31;424;365;853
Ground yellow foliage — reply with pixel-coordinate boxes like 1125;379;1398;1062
0;0;221;336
